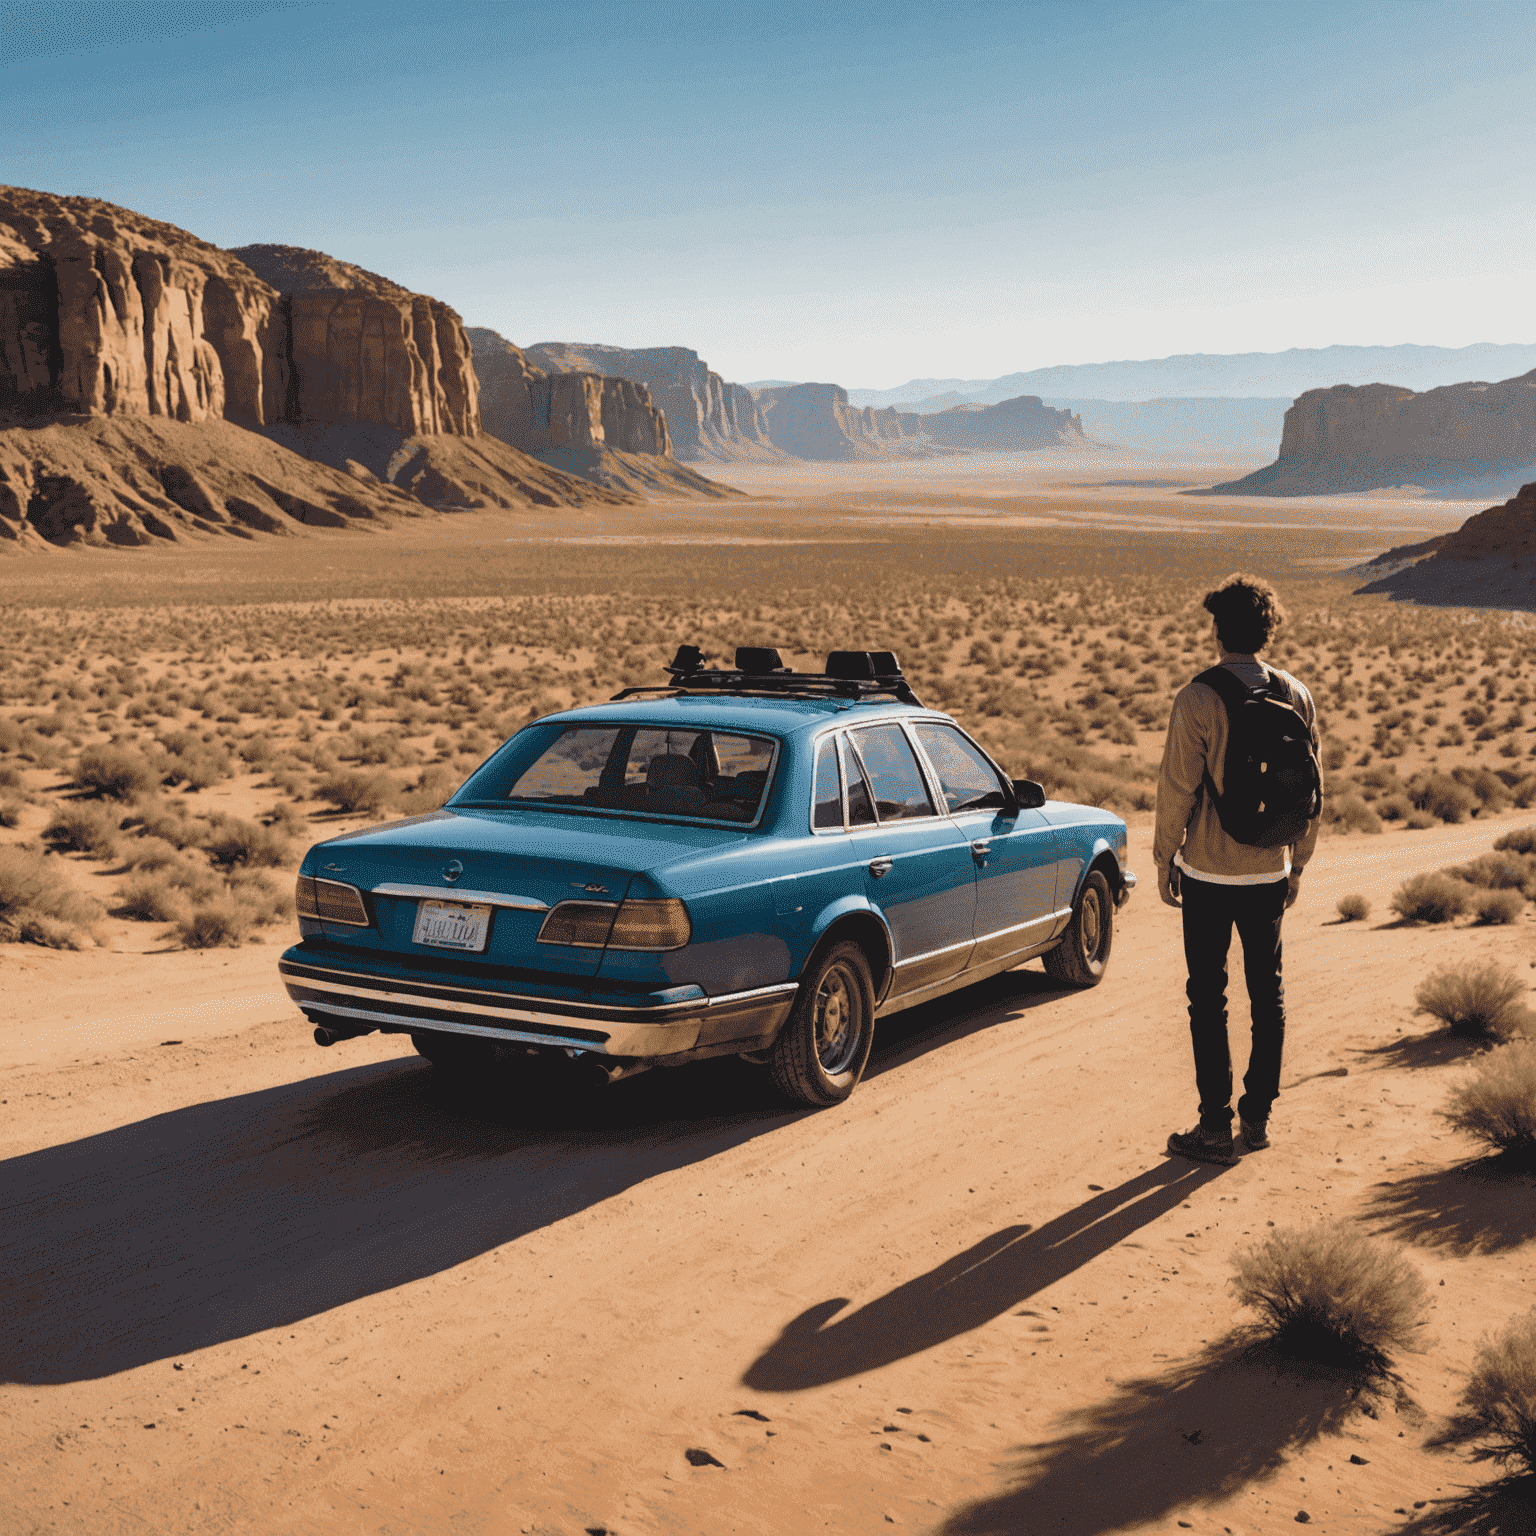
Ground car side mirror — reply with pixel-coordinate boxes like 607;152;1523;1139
1011;779;1047;809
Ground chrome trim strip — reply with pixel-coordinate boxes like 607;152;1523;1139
892;907;1073;969
370;884;550;911
706;981;801;1007
279;959;706;1016
303;1002;603;1051
288;974;695;1031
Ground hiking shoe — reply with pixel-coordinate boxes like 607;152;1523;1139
1166;1124;1236;1166
1240;1117;1270;1151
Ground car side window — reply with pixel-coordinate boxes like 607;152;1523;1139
839;734;877;825
910;722;1009;814
850;723;936;821
812;734;843;829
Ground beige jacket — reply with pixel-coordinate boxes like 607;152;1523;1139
1153;655;1321;884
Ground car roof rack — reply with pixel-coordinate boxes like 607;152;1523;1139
609;646;925;707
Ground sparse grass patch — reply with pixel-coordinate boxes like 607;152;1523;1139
1444;1045;1536;1162
1459;1307;1536;1473
1391;872;1472;924
1416;959;1529;1041
0;844;103;947
1231;1220;1429;1368
1336;892;1371;922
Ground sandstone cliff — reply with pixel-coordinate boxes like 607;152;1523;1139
526;342;784;462
920;394;1087;451
1216;371;1536;496
0;188;630;543
1357;481;1536;608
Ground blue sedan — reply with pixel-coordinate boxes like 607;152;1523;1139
279;649;1136;1106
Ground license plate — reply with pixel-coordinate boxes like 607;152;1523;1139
412;899;492;953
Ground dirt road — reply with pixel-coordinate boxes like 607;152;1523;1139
3;817;1531;1535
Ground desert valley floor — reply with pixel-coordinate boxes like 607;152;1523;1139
3;453;1533;1536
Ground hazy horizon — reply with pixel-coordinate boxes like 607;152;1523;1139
4;0;1533;388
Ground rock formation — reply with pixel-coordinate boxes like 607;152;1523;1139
526;342;783;462
1215;372;1536;496
749;382;925;460
0;187;658;543
1357;482;1536;607
920;394;1086;451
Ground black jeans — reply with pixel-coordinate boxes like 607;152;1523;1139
1180;872;1288;1130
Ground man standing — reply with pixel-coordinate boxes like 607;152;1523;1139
1156;573;1322;1165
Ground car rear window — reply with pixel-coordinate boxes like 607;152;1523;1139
462;724;776;823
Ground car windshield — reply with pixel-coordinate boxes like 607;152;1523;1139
462;724;776;823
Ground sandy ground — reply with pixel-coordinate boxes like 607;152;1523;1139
2;455;1533;1536
4;811;1533;1536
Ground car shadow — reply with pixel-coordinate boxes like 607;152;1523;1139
1364;1156;1536;1254
0;1052;798;1386
937;1336;1369;1536
742;1159;1228;1392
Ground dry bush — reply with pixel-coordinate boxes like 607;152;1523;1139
1415;959;1529;1041
164;897;254;949
1404;810;1436;830
1416;774;1477;824
1391;872;1471;923
1336;892;1371;922
43;802;123;859
157;731;233;790
114;870;192;922
1444;1045;1536;1162
315;769;397;815
396;764;458;816
0;844;102;947
263;802;308;839
204;815;291;869
1327;793;1383;835
1231;1220;1429;1367
1448;852;1536;894
227;869;293;924
1473;888;1527;926
0;798;24;828
1459;1307;1536;1474
1494;826;1536;856
134;798;202;850
122;834;185;870
73;744;160;801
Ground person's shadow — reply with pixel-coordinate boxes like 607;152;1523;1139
938;1336;1370;1536
743;1159;1229;1392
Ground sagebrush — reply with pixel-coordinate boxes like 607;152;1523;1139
1460;1307;1536;1472
1444;1045;1536;1161
1416;960;1530;1042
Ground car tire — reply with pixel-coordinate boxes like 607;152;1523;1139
1043;869;1113;987
769;939;876;1107
411;1030;495;1073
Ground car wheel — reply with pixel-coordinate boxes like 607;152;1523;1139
769;940;876;1107
1043;869;1113;987
411;1030;495;1073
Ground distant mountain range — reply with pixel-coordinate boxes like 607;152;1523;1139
840;344;1536;409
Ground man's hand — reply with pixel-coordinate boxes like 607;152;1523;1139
1158;863;1182;909
1286;869;1302;909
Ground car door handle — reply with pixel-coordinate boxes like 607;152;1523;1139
971;841;991;859
868;857;894;878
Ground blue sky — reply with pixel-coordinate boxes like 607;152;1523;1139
3;0;1532;387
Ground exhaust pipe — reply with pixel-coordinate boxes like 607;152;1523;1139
312;1021;376;1048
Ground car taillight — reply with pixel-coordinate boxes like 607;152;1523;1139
536;898;692;951
537;900;619;948
607;898;692;951
295;875;370;927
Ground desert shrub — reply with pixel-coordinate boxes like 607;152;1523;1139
43;802;123;858
1459;1306;1536;1472
1444;1045;1536;1162
1494;825;1536;855
134;799;201;850
1328;794;1382;834
1391;872;1471;923
1404;810;1436;830
204;815;291;869
114;870;192;922
1415;959;1528;1041
1336;892;1371;922
123;834;185;870
73;744;159;801
0;844;103;947
266;766;311;799
165;897;254;949
1231;1220;1429;1367
396;764;458;816
1375;793;1412;821
1447;852;1536;893
157;731;233;789
0;798;24;828
227;869;293;924
238;734;275;766
263;802;308;839
1473;888;1527;926
314;769;397;815
1415;774;1476;824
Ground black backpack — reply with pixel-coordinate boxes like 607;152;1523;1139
1196;664;1322;848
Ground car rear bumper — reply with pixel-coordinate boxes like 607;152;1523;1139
278;952;798;1060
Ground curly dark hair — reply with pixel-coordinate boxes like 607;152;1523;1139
1203;573;1286;654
